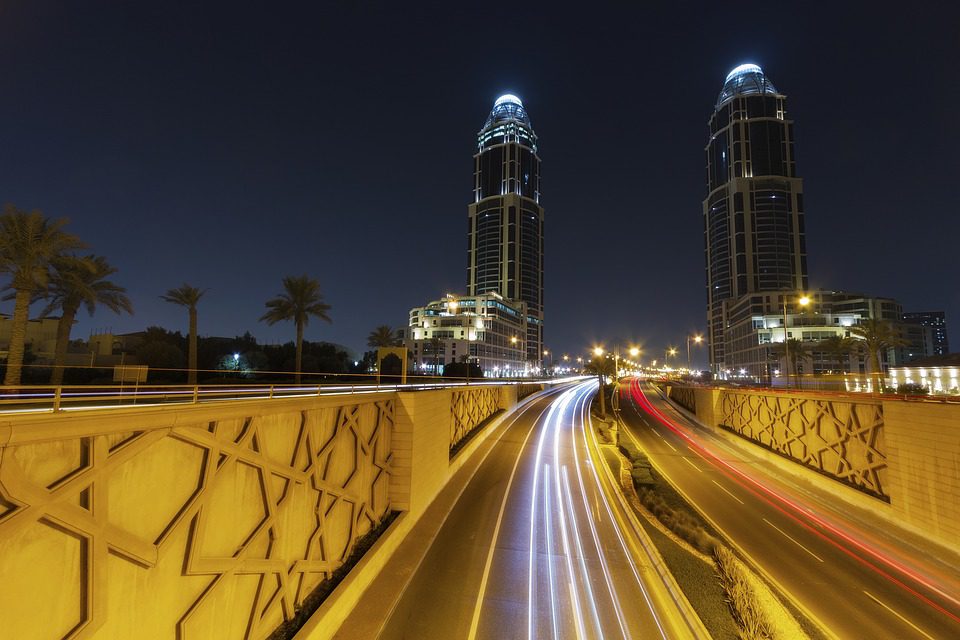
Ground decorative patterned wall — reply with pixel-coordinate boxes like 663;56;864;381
0;397;395;640
667;385;697;413
719;390;887;499
517;383;542;401
449;387;502;452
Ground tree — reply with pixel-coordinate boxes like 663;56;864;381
260;275;332;384
161;284;206;385
367;325;399;348
849;319;907;391
0;206;85;385
768;338;812;383
42;255;133;385
585;355;615;417
815;335;858;374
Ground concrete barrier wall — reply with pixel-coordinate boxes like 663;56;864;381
884;401;960;545
0;383;524;640
665;385;960;551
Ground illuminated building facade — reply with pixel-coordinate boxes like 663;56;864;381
405;292;529;376
723;290;903;379
467;94;544;363
901;311;949;357
704;64;808;372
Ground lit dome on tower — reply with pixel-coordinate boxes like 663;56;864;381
485;93;532;128
716;63;778;108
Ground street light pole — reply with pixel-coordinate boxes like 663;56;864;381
686;334;702;369
782;297;790;388
781;293;811;388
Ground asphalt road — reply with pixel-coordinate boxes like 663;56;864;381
620;378;960;640
378;381;702;639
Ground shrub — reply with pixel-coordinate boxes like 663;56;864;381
637;487;719;554
714;546;774;640
895;382;928;395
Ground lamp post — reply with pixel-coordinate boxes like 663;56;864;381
686;334;702;369
665;347;677;368
782;294;811;388
542;349;551;377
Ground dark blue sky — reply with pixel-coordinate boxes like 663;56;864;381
2;2;958;366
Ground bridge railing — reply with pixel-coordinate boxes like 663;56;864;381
0;376;586;414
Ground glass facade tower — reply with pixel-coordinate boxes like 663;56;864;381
467;94;544;362
703;64;808;371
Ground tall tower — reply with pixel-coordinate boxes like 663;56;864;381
703;64;808;371
467;94;544;363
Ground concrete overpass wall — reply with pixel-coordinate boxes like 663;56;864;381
0;382;530;640
665;385;960;552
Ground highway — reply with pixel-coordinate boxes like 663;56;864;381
620;378;960;640
378;381;706;639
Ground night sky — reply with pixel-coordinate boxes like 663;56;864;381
2;2;958;367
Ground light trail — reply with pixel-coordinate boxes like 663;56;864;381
567;387;631;639
465;396;558;640
627;379;960;624
550;388;588;639
575;382;671;639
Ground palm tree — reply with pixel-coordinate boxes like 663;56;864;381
260;275;332;384
815;335;858;374
0;206;85;385
585;355;616;416
42;255;133;385
768;338;812;384
367;325;399;348
161;284;206;385
849;319;906;391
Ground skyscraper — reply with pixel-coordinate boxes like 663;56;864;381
703;64;808;372
467;94;544;362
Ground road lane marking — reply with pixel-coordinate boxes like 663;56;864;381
762;518;824;563
862;590;935;640
710;479;744;505
544;464;559;637
682;457;702;473
663;439;677;452
463;393;561;640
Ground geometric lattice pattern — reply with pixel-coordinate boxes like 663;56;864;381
516;383;542;401
0;398;395;639
667;385;697;414
450;387;502;451
719;390;887;499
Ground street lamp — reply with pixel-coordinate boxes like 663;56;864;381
782;293;811;388
665;347;677;369
686;334;703;369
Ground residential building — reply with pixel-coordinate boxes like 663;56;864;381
467;94;544;362
0;314;60;360
902;311;949;356
405;292;528;376
723;289;903;379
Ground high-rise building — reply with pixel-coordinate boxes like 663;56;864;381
703;64;808;372
902;311;949;356
467;94;544;362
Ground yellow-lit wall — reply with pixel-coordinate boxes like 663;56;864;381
665;385;960;552
0;384;524;640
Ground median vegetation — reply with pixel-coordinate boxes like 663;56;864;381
714;546;775;639
591;396;810;640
